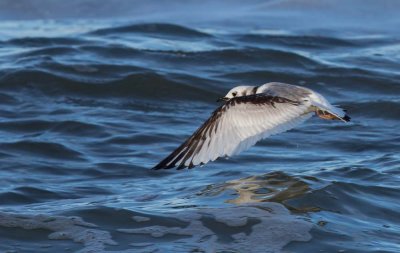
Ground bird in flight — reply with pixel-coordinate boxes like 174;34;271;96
153;82;350;170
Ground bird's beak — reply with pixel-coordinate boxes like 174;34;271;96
217;97;229;102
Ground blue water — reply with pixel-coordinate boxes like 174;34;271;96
0;1;400;252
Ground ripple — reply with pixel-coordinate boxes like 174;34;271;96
5;37;86;47
50;120;109;138
287;179;400;222
84;162;154;179
0;119;54;133
0;92;18;105
0;187;78;205
78;44;143;58
0;141;85;161
346;100;400;120
236;34;356;49
190;48;322;67
17;46;81;58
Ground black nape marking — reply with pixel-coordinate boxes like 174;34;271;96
252;86;259;94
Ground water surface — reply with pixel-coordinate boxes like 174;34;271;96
0;1;400;252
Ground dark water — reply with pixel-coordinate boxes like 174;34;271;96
1;1;400;252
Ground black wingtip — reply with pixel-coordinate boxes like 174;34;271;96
151;162;171;170
343;114;351;122
152;162;186;170
155;159;198;170
152;161;197;170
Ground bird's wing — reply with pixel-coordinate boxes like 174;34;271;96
153;94;313;170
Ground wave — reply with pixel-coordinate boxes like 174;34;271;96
0;68;220;101
184;48;322;67
89;23;211;38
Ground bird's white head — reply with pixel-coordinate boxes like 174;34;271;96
218;85;256;102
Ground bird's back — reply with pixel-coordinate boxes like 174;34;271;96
256;82;312;101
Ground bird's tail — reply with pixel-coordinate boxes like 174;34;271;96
308;90;350;122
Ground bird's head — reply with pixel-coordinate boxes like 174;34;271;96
217;85;256;102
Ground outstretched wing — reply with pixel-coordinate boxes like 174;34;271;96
153;94;313;170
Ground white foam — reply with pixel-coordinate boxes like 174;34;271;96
0;212;117;253
118;202;312;253
0;202;312;253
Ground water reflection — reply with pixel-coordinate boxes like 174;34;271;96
199;171;321;212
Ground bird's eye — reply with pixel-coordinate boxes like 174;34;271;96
232;92;237;97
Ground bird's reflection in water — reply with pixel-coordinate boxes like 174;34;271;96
199;171;321;212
